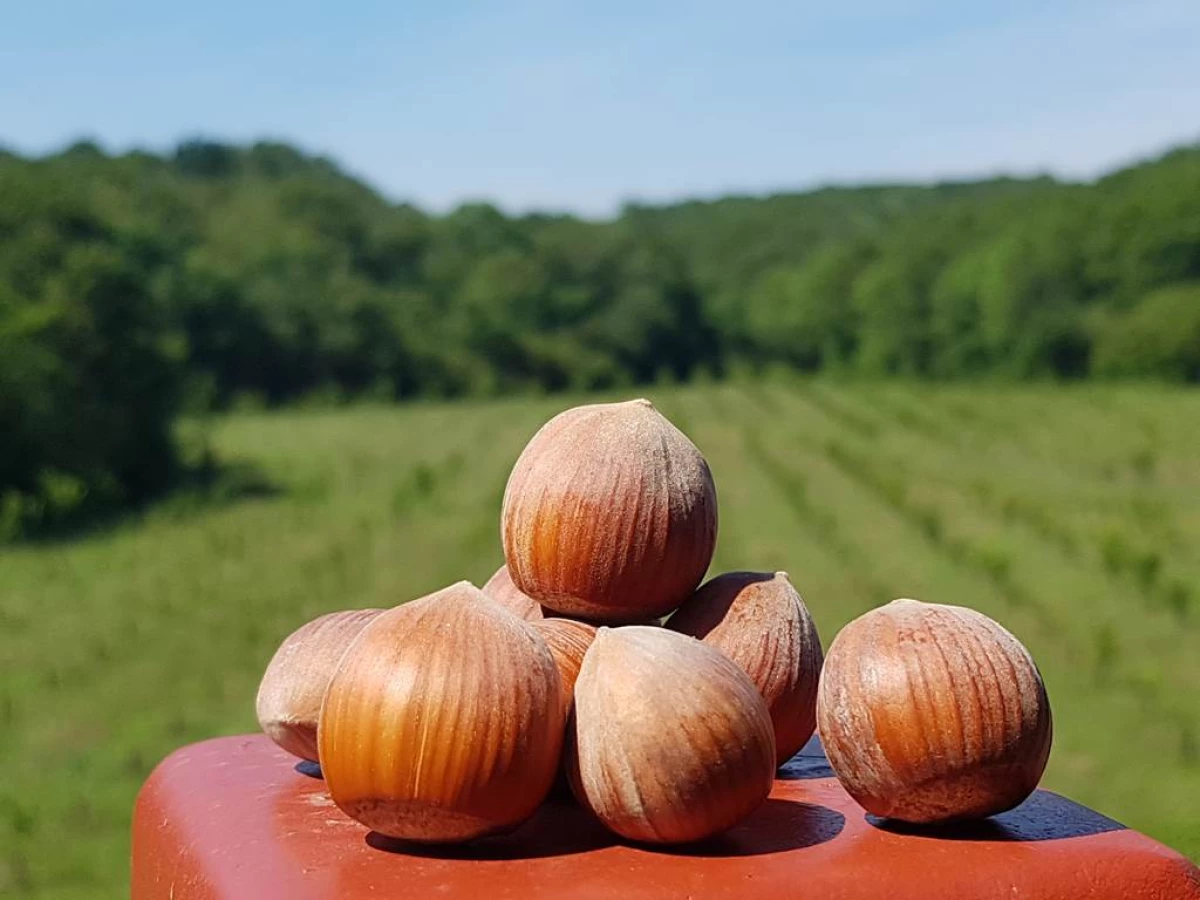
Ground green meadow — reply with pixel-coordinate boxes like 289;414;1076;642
2;379;1198;897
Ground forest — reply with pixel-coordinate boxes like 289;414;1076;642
1;138;1199;534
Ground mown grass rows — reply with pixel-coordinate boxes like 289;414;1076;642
835;383;1197;619
776;381;1198;691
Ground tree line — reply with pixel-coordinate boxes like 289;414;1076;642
1;138;1198;534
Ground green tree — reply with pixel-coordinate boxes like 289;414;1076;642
1092;283;1200;380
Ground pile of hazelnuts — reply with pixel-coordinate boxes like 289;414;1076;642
256;399;1052;846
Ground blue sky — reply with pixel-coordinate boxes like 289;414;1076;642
3;1;1198;215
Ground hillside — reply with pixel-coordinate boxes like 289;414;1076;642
2;139;1199;535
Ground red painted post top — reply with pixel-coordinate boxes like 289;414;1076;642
132;735;1200;900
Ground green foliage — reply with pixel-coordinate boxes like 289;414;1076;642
1092;283;1200;379
2;140;1200;533
743;242;869;370
0;165;181;535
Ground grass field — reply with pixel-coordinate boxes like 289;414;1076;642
2;379;1199;897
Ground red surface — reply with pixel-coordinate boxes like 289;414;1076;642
132;735;1200;899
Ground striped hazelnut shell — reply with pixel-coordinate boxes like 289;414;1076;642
669;571;823;765
567;626;776;844
482;563;546;621
318;581;565;842
531;618;598;705
502;399;718;624
817;598;1052;824
255;608;384;762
